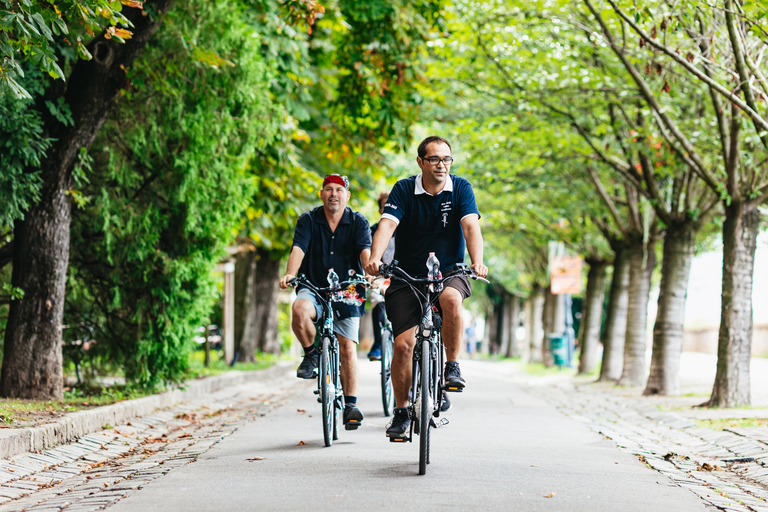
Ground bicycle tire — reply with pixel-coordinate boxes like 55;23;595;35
333;344;343;441
418;338;431;475
320;336;333;447
380;326;394;416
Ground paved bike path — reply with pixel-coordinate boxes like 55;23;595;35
106;359;706;511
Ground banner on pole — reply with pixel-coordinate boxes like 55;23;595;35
550;254;582;295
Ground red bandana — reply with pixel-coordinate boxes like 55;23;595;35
323;174;349;189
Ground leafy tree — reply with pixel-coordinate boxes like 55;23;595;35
1;0;174;399
65;0;278;388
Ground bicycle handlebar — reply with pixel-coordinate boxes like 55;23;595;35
287;274;371;295
379;261;489;285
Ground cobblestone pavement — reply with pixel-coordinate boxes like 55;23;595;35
0;374;306;512
524;376;768;512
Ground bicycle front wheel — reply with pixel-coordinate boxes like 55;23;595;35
380;327;394;416
418;339;431;475
320;336;334;447
333;345;343;441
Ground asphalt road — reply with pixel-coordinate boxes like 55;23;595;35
103;359;707;511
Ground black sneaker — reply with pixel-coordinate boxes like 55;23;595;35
440;390;451;411
444;361;465;391
296;350;319;379
343;404;364;430
386;407;411;437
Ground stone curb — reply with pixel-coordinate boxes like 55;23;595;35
0;361;293;461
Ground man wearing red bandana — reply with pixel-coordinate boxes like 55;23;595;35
279;174;371;430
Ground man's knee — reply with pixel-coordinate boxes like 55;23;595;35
338;336;357;360
393;330;416;359
292;299;316;322
440;289;463;315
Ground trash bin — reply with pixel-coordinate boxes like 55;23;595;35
548;334;567;367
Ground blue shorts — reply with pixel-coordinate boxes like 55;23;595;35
296;288;361;343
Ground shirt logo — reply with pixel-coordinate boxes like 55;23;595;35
385;202;397;210
442;212;448;227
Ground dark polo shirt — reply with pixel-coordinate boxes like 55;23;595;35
292;206;371;318
381;174;480;277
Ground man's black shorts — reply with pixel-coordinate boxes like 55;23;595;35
384;275;472;338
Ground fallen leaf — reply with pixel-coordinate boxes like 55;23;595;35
246;456;265;461
530;465;539;467
297;441;306;446
178;433;192;439
544;492;555;498
297;409;306;414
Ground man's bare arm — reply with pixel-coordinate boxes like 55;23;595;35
461;215;488;278
365;218;397;276
279;246;306;289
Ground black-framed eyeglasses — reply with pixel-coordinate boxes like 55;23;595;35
422;156;453;166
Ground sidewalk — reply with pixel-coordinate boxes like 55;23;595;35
0;361;304;511
515;353;768;512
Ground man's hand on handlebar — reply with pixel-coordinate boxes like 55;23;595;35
471;263;489;279
279;274;295;290
365;259;382;277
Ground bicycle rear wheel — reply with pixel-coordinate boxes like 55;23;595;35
418;339;431;475
380;327;394;416
320;336;334;447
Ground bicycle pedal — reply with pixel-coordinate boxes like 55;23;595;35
389;436;408;443
444;385;464;393
313;390;320;395
344;420;361;430
317;397;321;403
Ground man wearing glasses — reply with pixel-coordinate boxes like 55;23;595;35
279;174;371;430
365;136;489;437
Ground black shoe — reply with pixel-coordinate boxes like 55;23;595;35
296;350;319;379
386;407;411;437
440;390;451;412
444;361;465;391
343;404;364;430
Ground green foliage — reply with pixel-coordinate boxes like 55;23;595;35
241;0;447;256
0;0;136;98
66;0;278;390
0;67;49;230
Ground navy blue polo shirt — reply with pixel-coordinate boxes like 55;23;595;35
381;174;480;277
292;206;371;318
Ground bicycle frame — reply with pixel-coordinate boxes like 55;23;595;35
289;273;368;447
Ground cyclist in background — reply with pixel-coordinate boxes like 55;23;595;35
279;174;371;429
365;136;488;437
367;192;394;362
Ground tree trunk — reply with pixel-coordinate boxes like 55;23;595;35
618;238;657;387
0;1;173;399
644;222;695;396
706;202;761;407
599;247;630;382
506;295;521;358
254;248;281;354
528;285;545;364
483;308;496;356
498;293;511;357
578;258;608;375
235;248;258;363
542;287;554;365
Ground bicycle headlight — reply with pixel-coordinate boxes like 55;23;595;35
420;325;432;338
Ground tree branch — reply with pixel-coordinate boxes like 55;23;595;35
603;0;768;133
724;0;768;150
587;165;629;238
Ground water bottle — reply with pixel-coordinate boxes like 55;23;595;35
328;268;340;298
426;253;442;292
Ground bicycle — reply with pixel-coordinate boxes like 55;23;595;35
379;259;488;475
371;287;395;416
288;270;370;447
